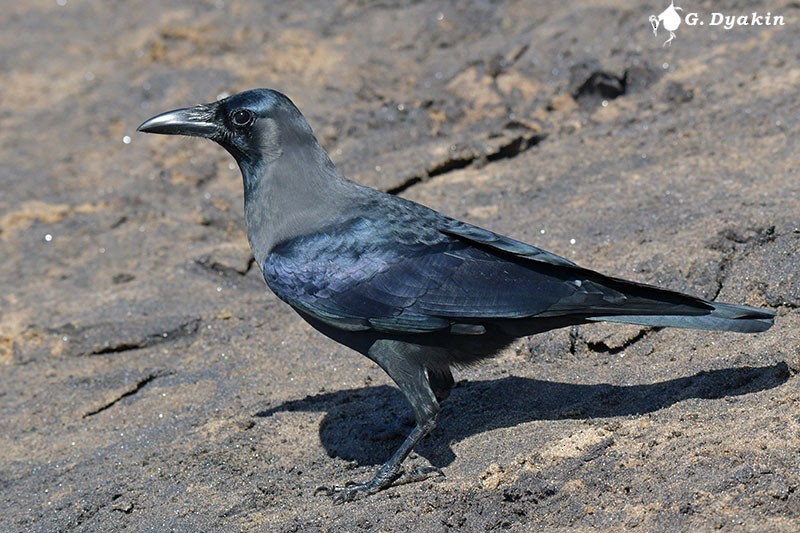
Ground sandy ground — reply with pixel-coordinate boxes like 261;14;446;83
2;1;799;530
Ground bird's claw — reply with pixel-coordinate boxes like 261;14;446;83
315;481;374;504
392;465;444;486
316;466;443;503
316;468;404;503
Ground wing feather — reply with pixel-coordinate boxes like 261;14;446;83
263;215;590;334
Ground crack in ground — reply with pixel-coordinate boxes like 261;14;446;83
709;253;732;302
390;61;657;196
88;318;201;355
568;324;653;357
194;254;256;278
387;130;546;195
83;371;170;418
584;327;654;355
386;177;423;195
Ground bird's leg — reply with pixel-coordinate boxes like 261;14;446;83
316;415;439;503
316;340;450;503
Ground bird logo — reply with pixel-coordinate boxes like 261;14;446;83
650;0;684;46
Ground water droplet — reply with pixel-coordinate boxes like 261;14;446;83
122;135;131;144
44;233;53;242
570;238;576;245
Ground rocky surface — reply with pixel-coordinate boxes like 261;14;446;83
2;1;799;530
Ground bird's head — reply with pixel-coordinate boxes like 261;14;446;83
138;89;313;174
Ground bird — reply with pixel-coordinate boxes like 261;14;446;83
138;88;774;502
650;0;684;46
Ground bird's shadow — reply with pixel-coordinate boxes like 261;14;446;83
256;362;790;469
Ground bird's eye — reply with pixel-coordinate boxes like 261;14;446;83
231;109;254;127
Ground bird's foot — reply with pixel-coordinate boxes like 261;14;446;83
315;471;400;504
315;465;443;503
315;481;375;504
392;465;444;487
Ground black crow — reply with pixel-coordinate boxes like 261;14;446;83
139;89;774;501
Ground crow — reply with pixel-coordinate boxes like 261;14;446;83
139;88;774;501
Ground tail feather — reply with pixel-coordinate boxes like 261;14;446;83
570;268;776;333
588;301;775;333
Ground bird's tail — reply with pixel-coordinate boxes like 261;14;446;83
542;265;777;333
588;300;774;333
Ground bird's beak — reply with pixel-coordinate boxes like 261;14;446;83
137;103;219;138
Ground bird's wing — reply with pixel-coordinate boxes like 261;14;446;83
439;219;577;267
263;215;624;334
264;216;458;333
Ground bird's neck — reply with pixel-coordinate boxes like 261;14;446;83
240;144;355;269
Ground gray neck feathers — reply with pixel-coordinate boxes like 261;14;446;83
241;135;356;269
